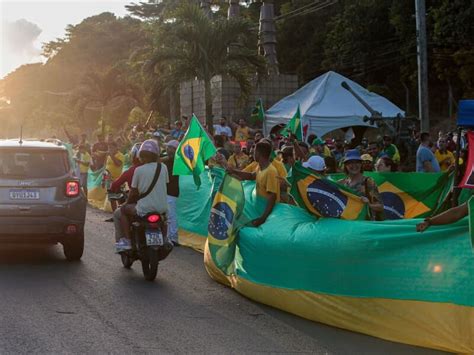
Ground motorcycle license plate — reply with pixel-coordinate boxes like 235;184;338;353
145;230;163;246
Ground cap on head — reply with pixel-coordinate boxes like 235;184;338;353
311;138;325;146
361;153;373;162
303;155;326;172
343;149;363;163
130;142;141;159
166;140;179;149
139;139;160;155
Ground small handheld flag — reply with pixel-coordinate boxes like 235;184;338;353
280;105;303;141
173;114;217;187
250;98;265;126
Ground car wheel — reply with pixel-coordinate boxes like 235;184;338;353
63;232;84;261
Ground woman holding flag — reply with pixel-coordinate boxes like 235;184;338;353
338;150;385;221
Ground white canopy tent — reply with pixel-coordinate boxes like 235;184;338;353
265;71;405;137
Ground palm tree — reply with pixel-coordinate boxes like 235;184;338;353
145;2;267;132
70;68;143;133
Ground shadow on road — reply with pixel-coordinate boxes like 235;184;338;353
0;244;69;265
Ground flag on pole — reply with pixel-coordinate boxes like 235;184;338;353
250;98;265;126
280;105;303;141
173;114;217;187
460;131;474;188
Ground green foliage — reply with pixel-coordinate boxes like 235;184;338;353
128;106;147;125
70;68;143;133
276;0;474;119
431;0;474;98
0;13;146;138
1;0;474;137
143;2;267;129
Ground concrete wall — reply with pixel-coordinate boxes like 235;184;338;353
180;74;298;124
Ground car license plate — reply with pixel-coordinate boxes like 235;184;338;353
145;230;163;246
9;189;40;200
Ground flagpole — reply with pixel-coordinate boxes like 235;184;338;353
451;126;463;207
299;104;304;141
262;107;268;137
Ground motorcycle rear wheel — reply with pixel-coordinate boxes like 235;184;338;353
141;248;159;281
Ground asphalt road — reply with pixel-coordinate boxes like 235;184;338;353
0;207;448;354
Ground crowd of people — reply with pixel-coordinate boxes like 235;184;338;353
60;115;466;251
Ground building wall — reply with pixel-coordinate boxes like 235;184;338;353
180;74;298;124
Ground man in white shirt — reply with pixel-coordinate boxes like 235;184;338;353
213;117;233;138
115;140;169;251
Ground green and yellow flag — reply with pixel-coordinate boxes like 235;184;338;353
250;98;265;126
280;105;303;141
290;162;368;220
468;197;474;253
327;171;454;219
207;173;245;274
173;114;217;187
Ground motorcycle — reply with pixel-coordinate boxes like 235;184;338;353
119;212;173;281
107;188;128;205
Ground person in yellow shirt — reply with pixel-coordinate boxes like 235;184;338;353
435;137;455;172
74;144;91;197
106;141;125;212
234;119;252;142
243;158;286;179
226;142;279;227
106;141;125;180
228;143;250;170
243;155;289;203
309;138;331;157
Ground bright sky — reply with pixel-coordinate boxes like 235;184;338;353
0;0;131;79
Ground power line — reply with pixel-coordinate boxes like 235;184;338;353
273;1;324;20
275;0;337;22
251;0;337;30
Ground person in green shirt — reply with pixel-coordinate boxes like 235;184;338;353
382;135;400;164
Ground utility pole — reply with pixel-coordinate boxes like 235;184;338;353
415;0;429;132
228;0;240;19
259;1;279;75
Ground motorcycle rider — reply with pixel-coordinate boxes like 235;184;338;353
111;142;141;235
115;140;169;251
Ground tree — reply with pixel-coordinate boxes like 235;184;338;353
431;0;474;99
276;0;339;82
143;3;266;131
42;13;147;93
69;68;143;133
126;0;176;20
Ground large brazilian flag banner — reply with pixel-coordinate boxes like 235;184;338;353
176;168;474;353
207;173;245;275
291;162;454;220
367;170;453;219
290;162;368;220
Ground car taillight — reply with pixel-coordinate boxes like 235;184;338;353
147;214;160;223
65;224;78;234
66;181;80;197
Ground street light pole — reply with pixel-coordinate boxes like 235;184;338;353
415;0;429;132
